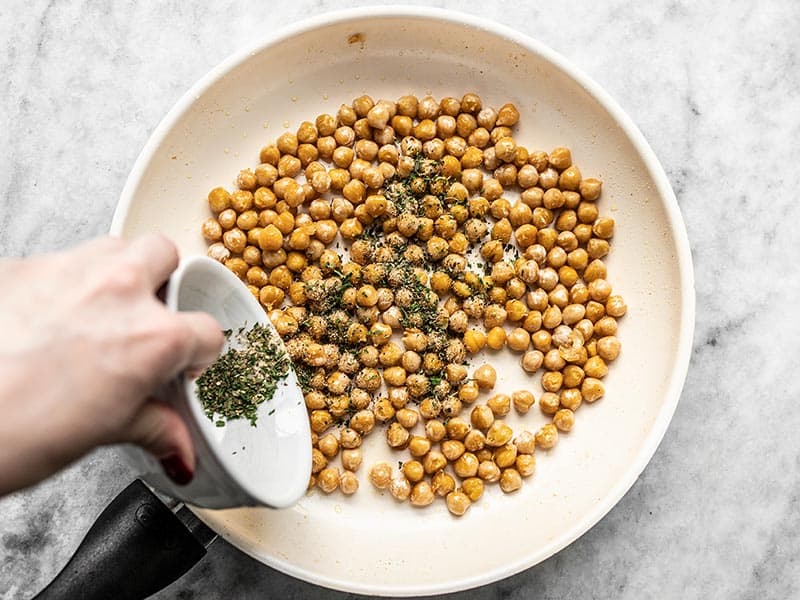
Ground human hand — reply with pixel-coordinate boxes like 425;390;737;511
0;235;224;495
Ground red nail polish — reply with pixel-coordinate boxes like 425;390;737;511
160;454;194;486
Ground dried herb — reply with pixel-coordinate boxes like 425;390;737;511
196;323;290;426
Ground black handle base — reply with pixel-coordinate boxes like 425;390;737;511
36;480;208;600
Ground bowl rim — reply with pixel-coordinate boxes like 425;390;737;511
111;5;696;596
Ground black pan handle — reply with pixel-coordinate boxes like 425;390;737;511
36;479;213;600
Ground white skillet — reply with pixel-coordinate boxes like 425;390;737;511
111;7;695;596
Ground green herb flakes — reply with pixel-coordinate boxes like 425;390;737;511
196;323;290;426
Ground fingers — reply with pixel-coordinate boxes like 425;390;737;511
126;233;180;290
123;399;196;485
176;311;226;372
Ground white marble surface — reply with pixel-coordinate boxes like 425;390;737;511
1;1;799;598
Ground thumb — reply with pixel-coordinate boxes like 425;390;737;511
124;399;196;486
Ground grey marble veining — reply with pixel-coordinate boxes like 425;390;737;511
1;1;799;598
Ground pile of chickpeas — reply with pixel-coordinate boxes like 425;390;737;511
202;93;626;517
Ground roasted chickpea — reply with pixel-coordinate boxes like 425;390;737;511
407;435;431;459
470;405;495;430
369;462;392;489
606;295;628;318
486;393;511;417
511;390;536;414
473;364;497;390
461;477;484;501
581;377;605;402
478;460;501;482
507;328;531;352
317;467;340;494
499;468;522;493
422;451;447;475
535;423;559;449
464;430;486;453
446;491;471;517
458;381;480;404
510;432;535;457
486;421;513;447
350;409;375;435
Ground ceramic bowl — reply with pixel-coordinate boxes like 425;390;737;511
127;256;311;509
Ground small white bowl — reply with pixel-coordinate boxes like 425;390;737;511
126;256;311;509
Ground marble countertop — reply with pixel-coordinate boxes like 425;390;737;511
2;1;799;598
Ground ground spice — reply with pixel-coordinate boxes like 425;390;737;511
196;323;290;426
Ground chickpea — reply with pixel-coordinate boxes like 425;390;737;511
426;471;453;498
369;462;392;490
597;336;621;361
391;349;418;375
446;491;471;517
588;215;614;239
499;469;522;493
475;449;494;463
456;381;478;404
579;355;606;379
486;326;506;350
311;448;327;474
486;421;513;447
461;477;484;501
495;102;520;126
578;178;603;202
508;389;534;414
606;295;628;318
317;467;340;494
350;409;375;435
402;460;425;483
483;393;509;418
208;187;232;213
446;364;468;386
454;452;479;478
207;242;230;264
442;440;466;462
224;257;248;279
387;474;411;502
478;460;501;482
314;432;338;459
338;471;359;495
504;327;530;352
581;377;605;402
461;329;486;354
559;387;582;411
520;350;543;374
403;330;428;353
509;432;535;458
470;405;495;430
456;114;478;138
535;423;559;449
515;454;537;478
584;300;605;323
473;363;497;390
386;422;411;448
407;435;431;458
425;419;446;443
553;408;575;432
422;451;447;475
341;448;363;472
463;429;486;453
494;443;518;468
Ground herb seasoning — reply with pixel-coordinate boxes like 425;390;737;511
196;323;290;426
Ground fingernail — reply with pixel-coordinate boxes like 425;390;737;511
160;454;194;486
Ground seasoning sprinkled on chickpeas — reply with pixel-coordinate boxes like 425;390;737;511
201;92;625;510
